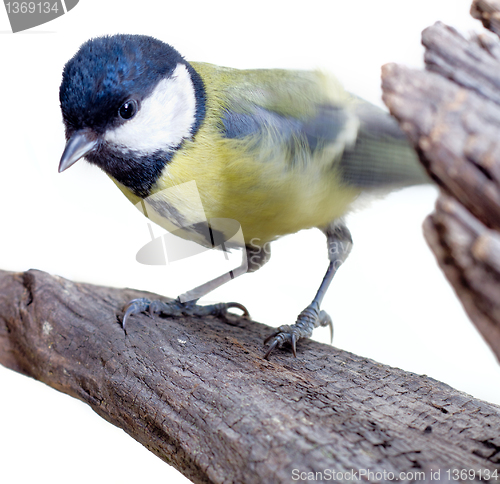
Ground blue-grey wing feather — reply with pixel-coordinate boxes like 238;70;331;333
221;105;348;150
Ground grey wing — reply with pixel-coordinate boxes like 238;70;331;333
220;104;354;161
221;104;348;145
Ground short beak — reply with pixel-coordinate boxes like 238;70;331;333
59;130;98;173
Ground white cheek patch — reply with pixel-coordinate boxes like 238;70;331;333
104;63;197;154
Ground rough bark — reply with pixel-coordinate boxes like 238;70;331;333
381;16;500;364
0;269;499;483
471;0;500;37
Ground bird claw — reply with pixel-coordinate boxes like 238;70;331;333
264;326;298;358
264;306;333;359
122;297;151;333
122;297;249;333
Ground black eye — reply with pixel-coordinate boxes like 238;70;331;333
119;99;138;120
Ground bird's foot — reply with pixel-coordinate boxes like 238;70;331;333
121;297;249;333
264;304;333;359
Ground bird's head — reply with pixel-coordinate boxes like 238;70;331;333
59;34;205;197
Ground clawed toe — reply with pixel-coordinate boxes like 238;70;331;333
122;298;151;333
263;307;333;359
264;326;298;359
121;297;249;333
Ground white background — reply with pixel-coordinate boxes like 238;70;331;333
0;1;498;483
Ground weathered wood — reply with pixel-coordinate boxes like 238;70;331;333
382;34;500;230
423;22;500;107
423;195;500;366
0;269;499;483
381;19;500;364
471;0;500;37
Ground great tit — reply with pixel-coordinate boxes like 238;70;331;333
59;34;427;358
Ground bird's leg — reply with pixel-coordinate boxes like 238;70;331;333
121;243;270;333
264;221;353;358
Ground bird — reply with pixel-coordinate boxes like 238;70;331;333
58;34;427;359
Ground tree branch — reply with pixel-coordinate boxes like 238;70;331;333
0;269;499;483
382;17;500;365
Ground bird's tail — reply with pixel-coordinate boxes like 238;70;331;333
339;100;428;190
